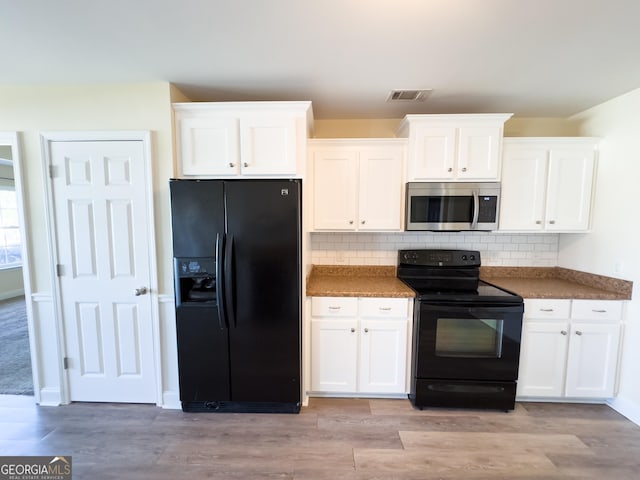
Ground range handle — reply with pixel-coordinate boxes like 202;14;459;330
215;234;228;329
224;234;237;328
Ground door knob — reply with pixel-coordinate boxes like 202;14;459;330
134;286;148;296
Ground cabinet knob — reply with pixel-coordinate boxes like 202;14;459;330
364;328;369;333
461;167;467;172
575;330;583;336
561;330;568;335
361;220;366;225
536;220;542;225
229;162;235;168
349;220;354;225
350;328;356;333
243;162;249;168
447;167;453;172
549;220;556;225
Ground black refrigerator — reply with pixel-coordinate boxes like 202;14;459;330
169;179;301;413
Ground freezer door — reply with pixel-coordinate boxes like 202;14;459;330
224;180;301;403
169;179;224;258
175;305;230;402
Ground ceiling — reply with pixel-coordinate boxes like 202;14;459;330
2;0;640;119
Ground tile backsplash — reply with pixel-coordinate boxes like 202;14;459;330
311;232;559;266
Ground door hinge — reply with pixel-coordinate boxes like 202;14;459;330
49;165;57;178
63;357;69;370
56;264;63;277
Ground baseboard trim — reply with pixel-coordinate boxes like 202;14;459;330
38;387;61;406
0;289;25;301
161;391;181;409
607;396;640;427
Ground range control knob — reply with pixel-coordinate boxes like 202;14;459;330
461;255;467;261
470;254;476;261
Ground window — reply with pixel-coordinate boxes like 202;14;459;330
0;189;21;268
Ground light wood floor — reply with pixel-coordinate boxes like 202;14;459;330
1;395;639;479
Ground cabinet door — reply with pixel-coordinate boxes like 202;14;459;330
177;116;240;176
545;147;595;231
312;150;358;230
565;323;620;398
358;146;404;231
517;321;569;397
311;319;358;392
239;115;297;175
457;126;501;180
499;146;548;230
358;319;408;394
409;126;457;180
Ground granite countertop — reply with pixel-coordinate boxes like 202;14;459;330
481;266;633;301
306;265;415;298
306;265;633;301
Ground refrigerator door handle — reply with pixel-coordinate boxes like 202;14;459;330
215;233;228;329
224;234;237;328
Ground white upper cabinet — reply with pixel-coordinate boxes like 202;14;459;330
499;138;597;232
309;139;405;231
173;102;312;178
397;114;512;181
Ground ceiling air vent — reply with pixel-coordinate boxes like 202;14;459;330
386;89;432;102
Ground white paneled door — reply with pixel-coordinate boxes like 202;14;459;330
48;139;157;403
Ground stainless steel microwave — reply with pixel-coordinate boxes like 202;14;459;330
405;182;500;231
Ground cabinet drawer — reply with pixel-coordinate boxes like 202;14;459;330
571;300;623;321
359;298;409;319
524;299;571;319
311;297;358;317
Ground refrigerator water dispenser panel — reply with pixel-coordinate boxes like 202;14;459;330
174;257;217;305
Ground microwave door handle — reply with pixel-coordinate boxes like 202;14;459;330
471;190;479;229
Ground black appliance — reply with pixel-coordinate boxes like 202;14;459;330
170;179;302;413
397;249;524;410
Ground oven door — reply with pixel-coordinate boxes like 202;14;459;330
414;302;523;381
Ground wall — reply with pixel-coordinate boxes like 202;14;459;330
560;87;640;423
0;83;178;405
311;232;559;266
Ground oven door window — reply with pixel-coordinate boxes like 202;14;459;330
435;318;504;358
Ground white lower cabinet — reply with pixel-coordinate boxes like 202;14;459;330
310;297;410;395
517;299;622;399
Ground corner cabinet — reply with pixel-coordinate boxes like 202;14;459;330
397;114;512;181
310;296;411;395
499;138;597;232
309;139;405;231
173;102;313;178
517;299;622;400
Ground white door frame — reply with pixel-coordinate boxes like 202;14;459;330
0;131;41;400
40;131;161;405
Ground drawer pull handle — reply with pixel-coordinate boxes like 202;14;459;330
592;309;607;313
540;308;554;312
350;328;356;333
328;306;341;311
379;307;392;311
575;330;583;336
561;330;568;335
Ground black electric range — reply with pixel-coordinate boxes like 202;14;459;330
397;249;524;411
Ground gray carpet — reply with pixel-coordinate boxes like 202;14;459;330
0;296;33;395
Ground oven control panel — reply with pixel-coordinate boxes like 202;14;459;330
398;249;481;267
